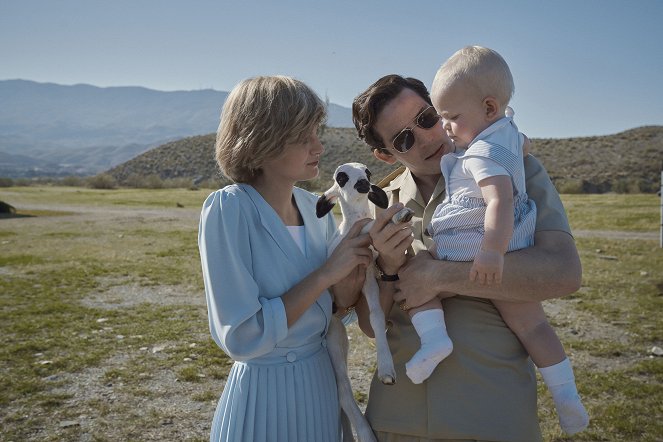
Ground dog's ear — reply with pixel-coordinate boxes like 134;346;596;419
368;184;389;209
317;183;339;218
316;193;337;218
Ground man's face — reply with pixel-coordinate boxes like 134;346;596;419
373;88;454;177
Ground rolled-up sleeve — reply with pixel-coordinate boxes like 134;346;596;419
198;190;288;361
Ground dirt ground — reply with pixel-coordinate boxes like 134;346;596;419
3;202;650;441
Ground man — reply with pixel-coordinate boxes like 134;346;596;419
348;75;581;442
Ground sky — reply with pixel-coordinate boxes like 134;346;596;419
1;0;662;139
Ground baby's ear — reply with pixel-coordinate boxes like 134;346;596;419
483;96;499;120
368;185;389;209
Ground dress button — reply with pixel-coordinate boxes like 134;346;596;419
286;352;297;362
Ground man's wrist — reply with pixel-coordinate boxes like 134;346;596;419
375;259;399;281
376;256;401;277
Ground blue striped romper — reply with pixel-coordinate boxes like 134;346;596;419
428;116;537;261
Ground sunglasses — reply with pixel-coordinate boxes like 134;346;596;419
391;106;441;153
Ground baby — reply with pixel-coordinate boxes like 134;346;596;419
405;46;589;435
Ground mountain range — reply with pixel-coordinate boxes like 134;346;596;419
107;126;663;194
0;79;353;177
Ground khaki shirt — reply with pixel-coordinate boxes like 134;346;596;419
366;155;570;442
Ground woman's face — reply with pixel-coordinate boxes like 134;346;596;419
261;128;325;184
373;88;454;177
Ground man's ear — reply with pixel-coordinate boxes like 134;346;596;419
373;148;398;165
483;96;499;120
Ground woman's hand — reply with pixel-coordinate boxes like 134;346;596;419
324;219;372;288
369;203;414;274
330;263;366;312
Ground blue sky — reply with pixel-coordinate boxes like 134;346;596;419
1;0;661;138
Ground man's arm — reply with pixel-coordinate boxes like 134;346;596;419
394;229;581;305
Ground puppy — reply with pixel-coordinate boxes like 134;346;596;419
317;163;413;441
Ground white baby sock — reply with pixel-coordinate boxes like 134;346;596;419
405;309;453;384
539;358;589;435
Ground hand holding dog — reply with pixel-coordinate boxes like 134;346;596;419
394;251;456;309
370;203;414;274
324;219;373;288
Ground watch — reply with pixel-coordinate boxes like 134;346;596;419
375;261;399;281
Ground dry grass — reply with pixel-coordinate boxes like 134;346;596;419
0;187;661;441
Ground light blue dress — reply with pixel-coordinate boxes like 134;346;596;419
198;184;340;442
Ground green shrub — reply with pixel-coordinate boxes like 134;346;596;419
86;173;117;189
612;178;649;194
555;178;585;194
0;177;14;187
59;176;85;187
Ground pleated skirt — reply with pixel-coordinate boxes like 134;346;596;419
210;344;340;442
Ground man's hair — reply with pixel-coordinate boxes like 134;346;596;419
431;46;514;107
215;76;326;183
352;74;431;152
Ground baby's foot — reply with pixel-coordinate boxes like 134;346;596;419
405;334;453;384
556;392;589;435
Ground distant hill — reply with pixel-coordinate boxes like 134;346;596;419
0;79;353;177
107;126;663;193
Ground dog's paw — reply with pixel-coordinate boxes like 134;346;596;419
378;372;396;385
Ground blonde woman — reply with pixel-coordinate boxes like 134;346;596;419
199;76;373;441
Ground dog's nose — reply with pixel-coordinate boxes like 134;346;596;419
354;179;370;193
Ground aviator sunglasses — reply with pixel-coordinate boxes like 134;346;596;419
391;105;441;153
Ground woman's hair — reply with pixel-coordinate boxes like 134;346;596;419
215;76;326;183
431;46;514;107
352;74;431;152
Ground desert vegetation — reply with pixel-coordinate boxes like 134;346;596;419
2;126;661;195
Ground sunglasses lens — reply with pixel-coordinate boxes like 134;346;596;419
393;130;414;152
418;108;440;129
391;107;439;153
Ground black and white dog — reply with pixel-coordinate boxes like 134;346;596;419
317;163;413;442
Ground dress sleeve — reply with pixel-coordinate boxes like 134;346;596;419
198;190;289;361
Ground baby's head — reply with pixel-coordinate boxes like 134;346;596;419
431;46;513;148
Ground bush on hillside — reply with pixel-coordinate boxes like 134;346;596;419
554;179;585;194
60;176;85;187
87;174;117;189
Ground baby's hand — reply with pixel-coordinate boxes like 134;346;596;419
469;249;504;285
427;242;439;259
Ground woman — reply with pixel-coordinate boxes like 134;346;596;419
198;76;372;442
